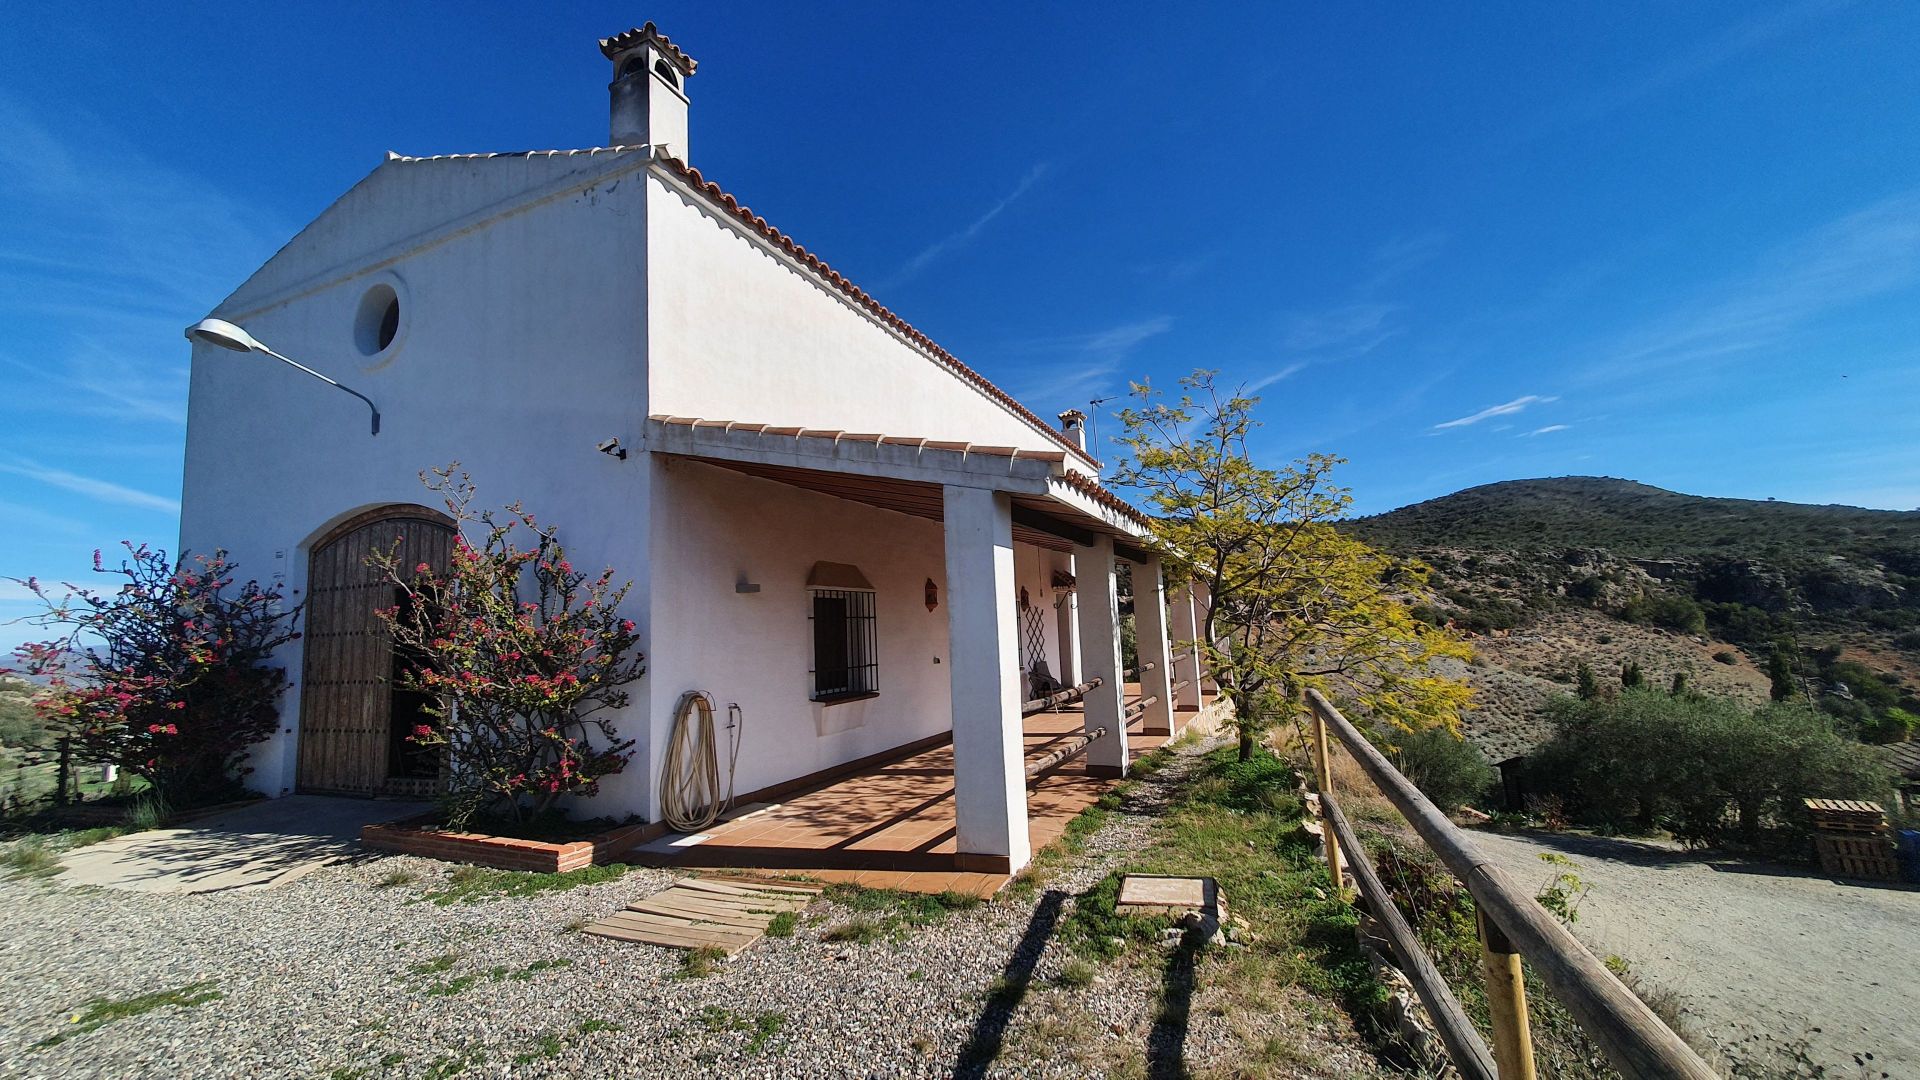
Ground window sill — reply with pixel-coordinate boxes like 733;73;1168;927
813;691;879;708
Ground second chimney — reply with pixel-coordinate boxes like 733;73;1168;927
1057;409;1088;453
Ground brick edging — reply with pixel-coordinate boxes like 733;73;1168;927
361;819;665;873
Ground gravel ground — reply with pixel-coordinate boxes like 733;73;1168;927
1469;829;1920;1078
0;738;1385;1080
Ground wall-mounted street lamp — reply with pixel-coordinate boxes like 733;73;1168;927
183;318;381;435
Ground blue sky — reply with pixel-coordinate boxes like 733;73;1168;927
4;1;1920;650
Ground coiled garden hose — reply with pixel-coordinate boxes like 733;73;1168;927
661;690;741;832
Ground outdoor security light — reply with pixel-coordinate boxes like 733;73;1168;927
184;318;381;435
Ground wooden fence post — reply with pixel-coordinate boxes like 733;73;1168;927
1479;907;1538;1080
1311;709;1346;894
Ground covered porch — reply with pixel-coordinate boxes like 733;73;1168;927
627;683;1231;896
643;415;1227;888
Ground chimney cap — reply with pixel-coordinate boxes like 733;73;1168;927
599;22;698;75
1057;409;1088;428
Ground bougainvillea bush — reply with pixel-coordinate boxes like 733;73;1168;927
8;543;301;808
371;467;645;829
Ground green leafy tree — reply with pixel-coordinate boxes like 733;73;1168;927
1767;646;1797;702
1620;660;1646;690
1574;661;1601;701
1669;671;1689;697
1114;370;1471;760
1528;689;1893;848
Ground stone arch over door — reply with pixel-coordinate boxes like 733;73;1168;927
298;505;455;797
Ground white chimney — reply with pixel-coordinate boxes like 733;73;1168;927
1057;409;1088;453
600;23;697;158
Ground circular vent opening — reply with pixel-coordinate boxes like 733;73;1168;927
354;282;401;356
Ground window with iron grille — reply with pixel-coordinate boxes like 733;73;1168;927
810;587;877;701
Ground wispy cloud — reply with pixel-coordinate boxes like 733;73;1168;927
0;460;178;514
1433;394;1558;430
1576;189;1920;385
1006;315;1174;405
1245;362;1306;394
886;164;1050;287
1521;424;1571;437
1514;1;1848;143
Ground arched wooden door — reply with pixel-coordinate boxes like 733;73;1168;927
298;508;454;797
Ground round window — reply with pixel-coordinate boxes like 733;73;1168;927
354;282;402;356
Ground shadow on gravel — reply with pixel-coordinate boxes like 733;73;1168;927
1147;927;1203;1080
953;889;1066;1079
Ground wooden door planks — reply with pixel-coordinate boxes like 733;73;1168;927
582;877;823;955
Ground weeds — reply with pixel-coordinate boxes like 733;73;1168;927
1053;958;1097;988
1;842;63;880
121;792;171;832
374;868;419;889
677;946;726;979
419;862;628;905
818;884;979;942
765;910;798;938
35;980;222;1048
699;1005;786;1055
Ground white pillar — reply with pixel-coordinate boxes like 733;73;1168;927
1169;584;1202;711
1053;551;1081;686
1074;535;1127;777
942;485;1031;874
1133;558;1177;737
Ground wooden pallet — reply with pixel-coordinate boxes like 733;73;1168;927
1814;833;1900;881
1805;798;1888;834
583;876;821;954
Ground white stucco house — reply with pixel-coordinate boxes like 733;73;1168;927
180;24;1213;875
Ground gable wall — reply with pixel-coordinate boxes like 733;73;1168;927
180;168;654;798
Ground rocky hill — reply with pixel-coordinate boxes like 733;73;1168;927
1343;477;1920;760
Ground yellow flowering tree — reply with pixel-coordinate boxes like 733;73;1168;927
1114;370;1471;760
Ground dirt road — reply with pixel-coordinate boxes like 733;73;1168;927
1467;829;1919;1078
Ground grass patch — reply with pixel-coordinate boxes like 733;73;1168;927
699;1006;787;1055
2;841;63;880
374;868;419;889
765;910;798;938
677;945;726;979
1053;744;1394;1062
577;1018;622;1035
35;980;222;1048
817;883;981;942
822;915;886;944
1053;958;1097;988
419;862;628;905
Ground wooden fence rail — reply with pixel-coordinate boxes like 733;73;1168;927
1305;689;1716;1080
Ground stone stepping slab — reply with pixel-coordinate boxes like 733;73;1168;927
583;876;822;954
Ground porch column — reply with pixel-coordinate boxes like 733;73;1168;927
1169;584;1203;711
1074;535;1127;778
1132;557;1177;737
942;485;1032;874
1052;550;1081;686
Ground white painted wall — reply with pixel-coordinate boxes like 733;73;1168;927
644;173;1079;459
180;162;653;800
639;457;956;818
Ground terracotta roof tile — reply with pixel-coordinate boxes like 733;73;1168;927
598;22;698;74
650;154;1100;471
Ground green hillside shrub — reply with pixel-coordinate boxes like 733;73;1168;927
1385;727;1496;812
1526;689;1893;852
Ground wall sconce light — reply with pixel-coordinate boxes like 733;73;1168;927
925;578;939;611
736;573;760;594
